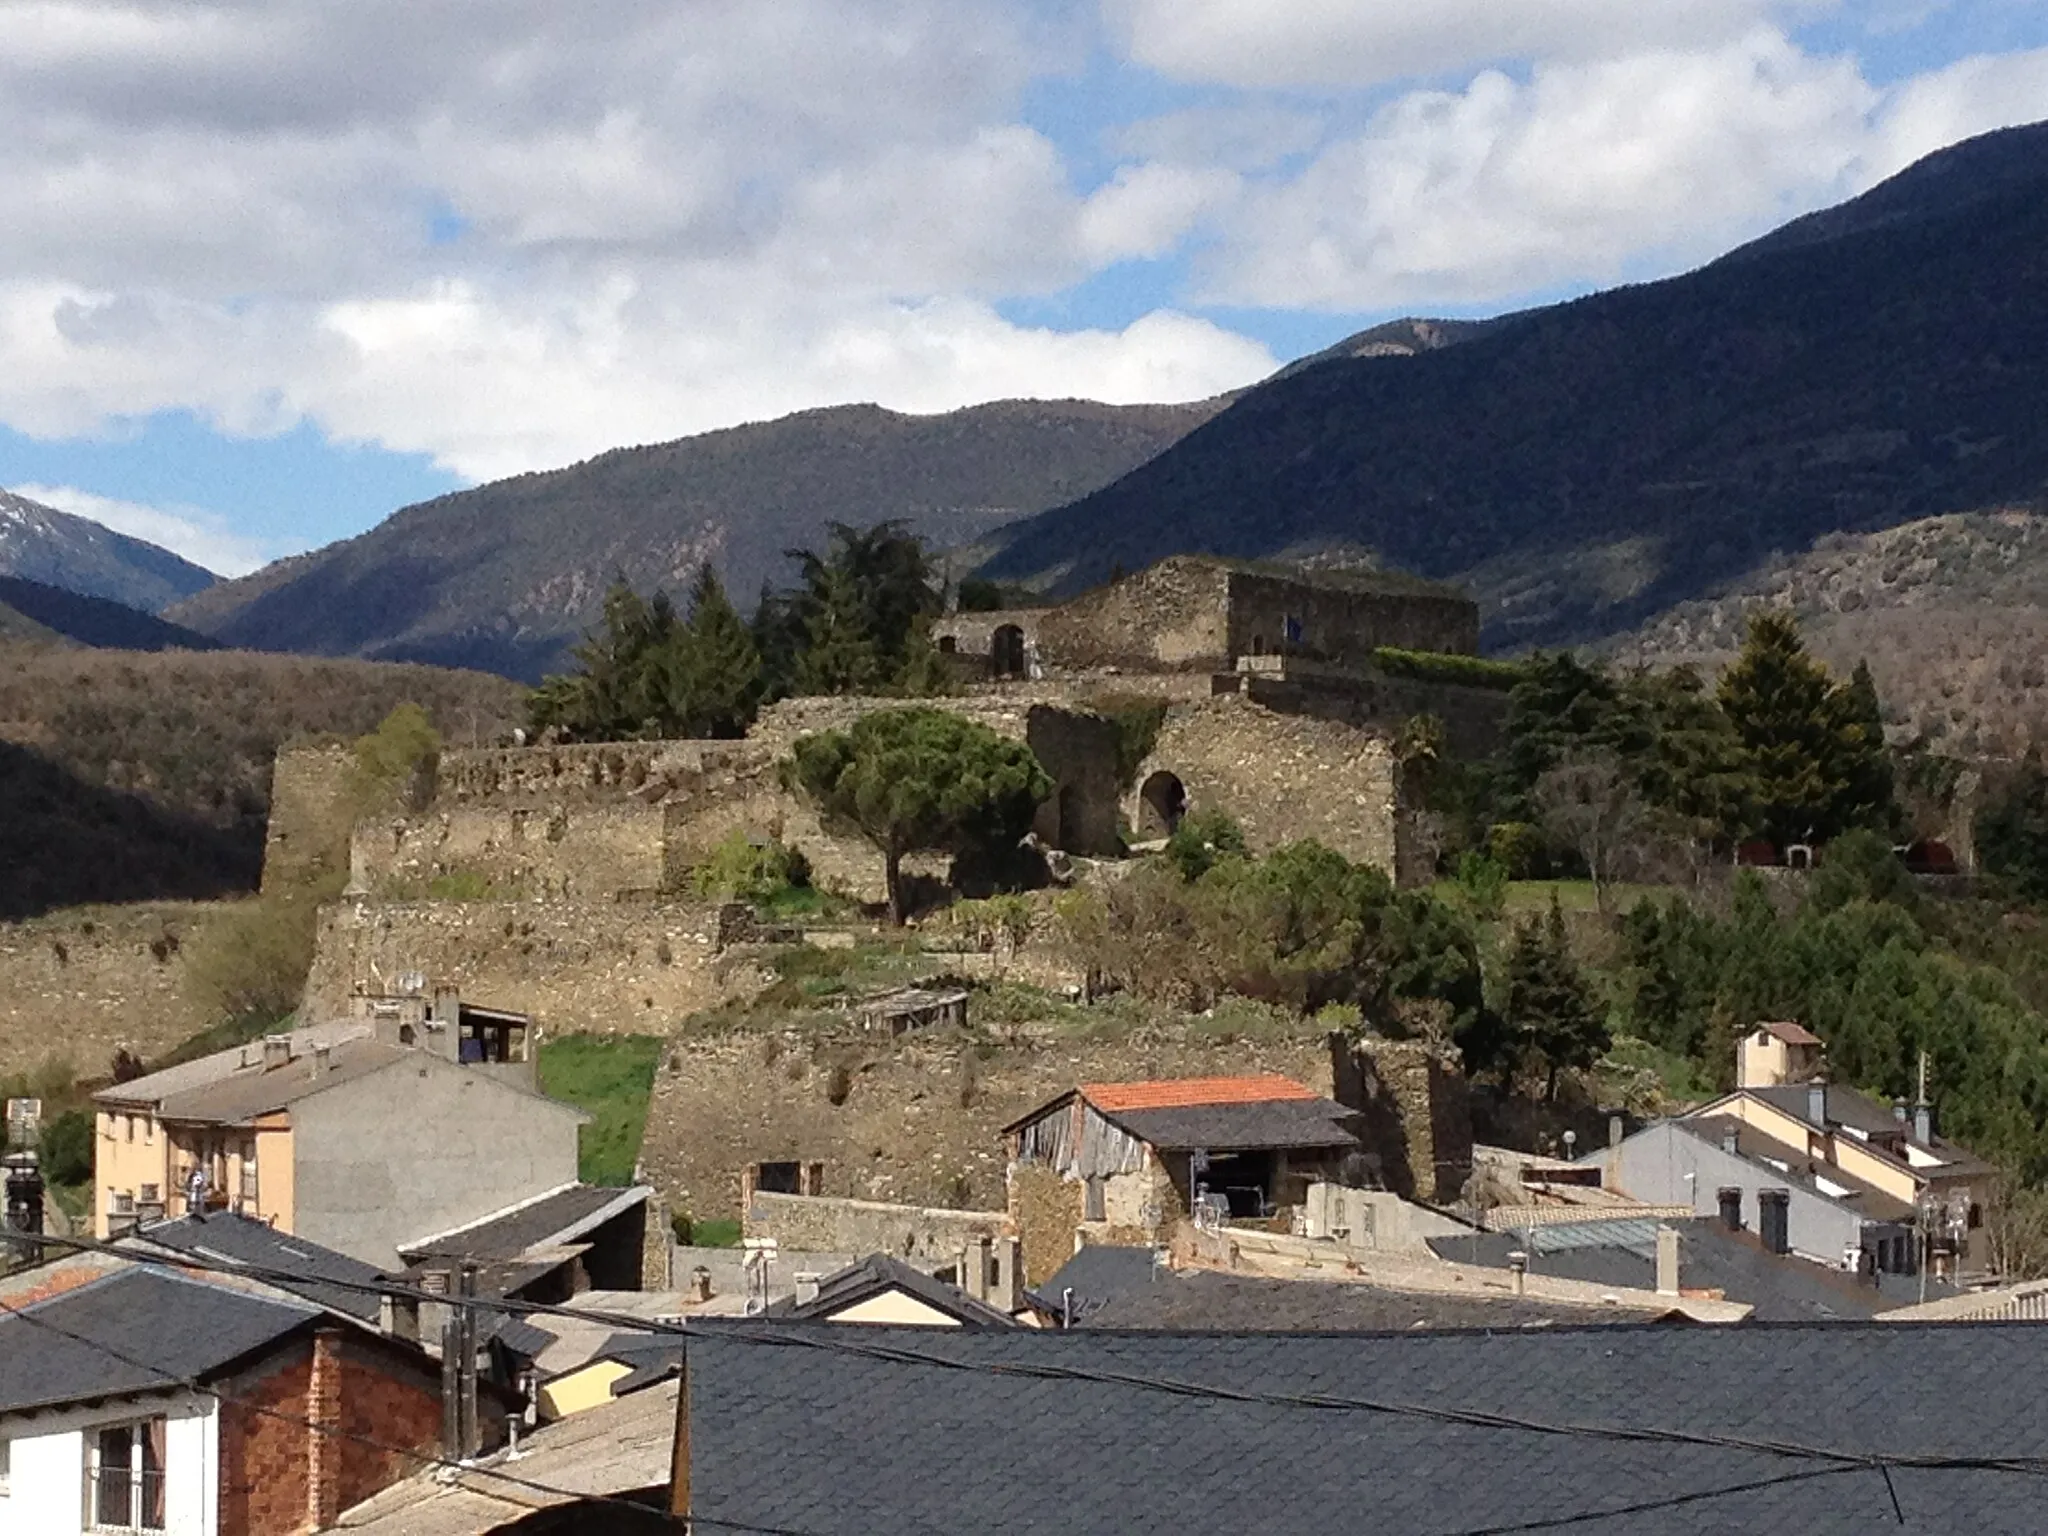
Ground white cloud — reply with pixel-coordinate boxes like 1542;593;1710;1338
1187;29;2048;312
1079;164;1242;264
1104;0;1834;90
13;484;276;576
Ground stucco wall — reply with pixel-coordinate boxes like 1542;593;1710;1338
302;899;754;1036
287;1055;583;1269
1130;696;1408;878
2;1395;216;1536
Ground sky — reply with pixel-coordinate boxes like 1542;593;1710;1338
1;1;2044;577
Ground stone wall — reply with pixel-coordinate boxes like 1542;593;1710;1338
1239;672;1509;760
639;1021;1337;1221
0;904;230;1080
262;745;359;894
743;1191;1010;1264
1336;1038;1474;1204
1130;696;1409;879
1223;567;1479;664
348;802;680;900
301;899;758;1034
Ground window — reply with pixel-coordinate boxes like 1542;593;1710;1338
90;1419;166;1531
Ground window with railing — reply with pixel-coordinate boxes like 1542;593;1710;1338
88;1418;166;1531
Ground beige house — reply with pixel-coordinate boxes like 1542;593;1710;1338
1736;1020;1825;1090
91;993;585;1269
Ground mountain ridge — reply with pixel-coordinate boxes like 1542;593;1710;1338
979;121;2048;652
0;488;218;614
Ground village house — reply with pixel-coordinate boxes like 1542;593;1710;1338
90;993;587;1271
1004;1075;1362;1246
1592;1023;1995;1277
0;1260;475;1536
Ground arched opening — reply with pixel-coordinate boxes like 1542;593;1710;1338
937;634;957;654
1138;770;1187;838
398;1023;416;1047
992;624;1026;679
1250;634;1266;656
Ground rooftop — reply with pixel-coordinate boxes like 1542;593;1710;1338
1076;1269;1667;1331
128;1212;388;1324
1680;1114;1920;1223
400;1184;649;1264
1742;1083;1994;1176
1758;1019;1823;1046
94;1020;374;1109
687;1322;2048;1534
1081;1075;1321;1112
765;1253;1017;1327
0;1264;315;1417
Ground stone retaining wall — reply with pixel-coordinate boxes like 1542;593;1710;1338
743;1191;1011;1263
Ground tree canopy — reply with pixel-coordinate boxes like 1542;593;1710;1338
783;708;1052;922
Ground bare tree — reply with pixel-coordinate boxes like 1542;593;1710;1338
1535;752;1649;913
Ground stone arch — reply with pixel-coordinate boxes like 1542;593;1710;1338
1137;770;1187;838
1250;633;1266;657
992;624;1027;679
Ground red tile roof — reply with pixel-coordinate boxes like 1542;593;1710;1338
1080;1076;1320;1112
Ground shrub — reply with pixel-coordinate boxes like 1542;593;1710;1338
182;894;324;1027
38;1109;94;1186
1372;647;1526;690
1453;851;1509;922
1165;809;1246;883
690;829;812;903
1488;821;1544;878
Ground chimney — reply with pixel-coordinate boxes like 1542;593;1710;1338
1720;1127;1739;1157
311;1043;332;1078
1807;1076;1828;1128
1893;1098;1908;1128
1655;1225;1681;1295
1914;1099;1933;1146
1717;1187;1743;1232
965;1234;993;1302
1507;1250;1527;1295
1608;1115;1625;1150
3;1151;45;1265
793;1271;821;1307
690;1266;713;1303
992;1235;1022;1314
262;1034;292;1070
1758;1188;1791;1256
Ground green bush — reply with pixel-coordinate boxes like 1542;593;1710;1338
1165;809;1246;882
1454;851;1509;922
1488;821;1545;878
1373;647;1526;690
39;1109;94;1186
182;894;325;1028
690;829;813;903
673;1215;742;1248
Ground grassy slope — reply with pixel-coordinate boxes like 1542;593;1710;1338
538;1034;665;1186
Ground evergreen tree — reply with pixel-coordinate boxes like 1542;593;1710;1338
1504;898;1610;1100
1716;611;1896;846
793;564;883;696
528;579;678;740
784;708;1052;922
1626;665;1756;842
1978;756;2048;903
669;563;762;737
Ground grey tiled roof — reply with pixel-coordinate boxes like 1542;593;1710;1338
1077;1270;1665;1331
1744;1085;1995;1177
0;1265;316;1416
1034;1243;1161;1321
1681;1115;1919;1222
131;1212;388;1323
1429;1222;1951;1322
1099;1098;1359;1152
687;1322;2048;1534
764;1254;1017;1327
400;1184;649;1263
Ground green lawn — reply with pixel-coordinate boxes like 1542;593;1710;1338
538;1034;665;1186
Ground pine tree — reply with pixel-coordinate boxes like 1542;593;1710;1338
669;563;761;737
793;564;883;696
1504;898;1610;1100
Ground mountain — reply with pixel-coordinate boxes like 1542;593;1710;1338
0;487;218;613
979;122;2048;652
0;574;220;652
170;397;1226;682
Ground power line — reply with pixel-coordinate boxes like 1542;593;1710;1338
14;1226;2048;1495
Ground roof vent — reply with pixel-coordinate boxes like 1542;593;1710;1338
793;1271;821;1306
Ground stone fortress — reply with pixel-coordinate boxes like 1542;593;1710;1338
266;557;1502;1217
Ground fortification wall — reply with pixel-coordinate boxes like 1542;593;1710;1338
348;803;680;900
1239;674;1509;760
744;1191;1010;1263
0;904;230;1080
640;1023;1338;1221
1130;697;1407;877
262;745;359;894
302;899;760;1034
1225;569;1478;663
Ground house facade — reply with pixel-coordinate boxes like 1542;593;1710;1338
92;1006;584;1270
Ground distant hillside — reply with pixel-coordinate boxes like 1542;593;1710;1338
0;646;523;916
0;487;217;613
0;575;219;652
1266;316;1500;383
1613;509;2048;757
170;398;1225;682
981;122;2048;652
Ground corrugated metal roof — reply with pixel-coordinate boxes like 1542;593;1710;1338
1081;1075;1320;1112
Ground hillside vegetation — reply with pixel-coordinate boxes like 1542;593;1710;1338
0;645;522;915
1615;510;2048;756
170;398;1223;681
982;122;2048;652
0;574;220;652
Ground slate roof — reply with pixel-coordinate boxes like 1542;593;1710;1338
400;1184;650;1263
1100;1098;1359;1153
94;1020;374;1109
763;1253;1017;1327
1077;1269;1665;1331
0;1264;316;1416
1740;1084;1996;1177
1428;1221;1948;1322
131;1212;387;1323
1680;1114;1919;1223
1033;1243;1161;1322
687;1322;2048;1534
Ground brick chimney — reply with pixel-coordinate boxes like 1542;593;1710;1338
308;1328;344;1530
